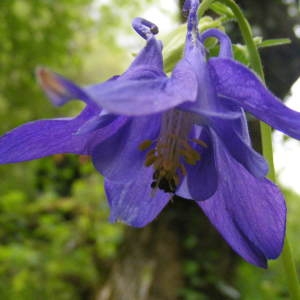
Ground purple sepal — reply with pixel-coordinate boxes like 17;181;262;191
210;58;300;140
198;130;286;268
105;166;170;227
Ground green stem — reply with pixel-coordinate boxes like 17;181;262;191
198;0;215;17
200;0;300;298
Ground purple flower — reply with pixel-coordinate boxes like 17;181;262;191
0;1;298;267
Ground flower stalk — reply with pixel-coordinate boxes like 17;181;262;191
203;0;300;298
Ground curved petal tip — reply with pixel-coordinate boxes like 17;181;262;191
36;67;71;106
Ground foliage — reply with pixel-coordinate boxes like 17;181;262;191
0;0;92;129
0;163;123;299
0;0;95;196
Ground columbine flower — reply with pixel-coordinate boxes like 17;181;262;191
0;1;299;267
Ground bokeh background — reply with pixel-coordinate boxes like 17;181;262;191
1;0;300;299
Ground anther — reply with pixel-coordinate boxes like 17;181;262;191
145;153;157;167
139;139;153;151
138;110;207;195
192;138;208;148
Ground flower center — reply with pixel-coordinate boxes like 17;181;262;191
139;110;207;193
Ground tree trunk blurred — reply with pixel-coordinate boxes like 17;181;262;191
96;219;182;300
96;200;238;300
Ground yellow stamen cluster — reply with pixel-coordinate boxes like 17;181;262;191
139;135;207;193
138;109;208;194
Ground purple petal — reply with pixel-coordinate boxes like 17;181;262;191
208;111;268;178
125;36;164;74
185;127;218;200
183;100;268;178
105;166;170;227
200;29;233;58
87;61;198;116
37;35;164;113
76;109;118;135
91;114;161;182
170;59;199;102
209;58;300;140
198;130;286;267
0;106;127;164
176;177;192;199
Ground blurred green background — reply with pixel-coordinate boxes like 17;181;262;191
0;0;300;299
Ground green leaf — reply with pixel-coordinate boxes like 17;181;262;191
210;1;234;18
233;44;250;65
258;38;291;48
